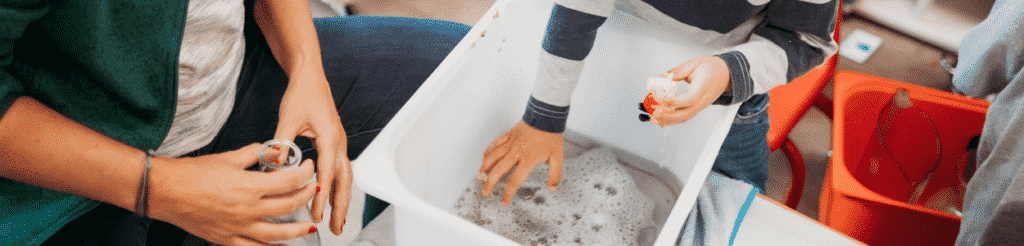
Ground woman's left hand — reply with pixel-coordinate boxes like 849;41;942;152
274;71;352;235
649;56;731;127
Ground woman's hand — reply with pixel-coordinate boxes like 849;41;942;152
649;56;731;127
274;72;352;236
148;143;319;246
254;0;351;234
479;121;564;206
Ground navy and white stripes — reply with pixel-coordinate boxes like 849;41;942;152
542;4;608;61
523;0;839;133
756;0;838;81
523;96;571;133
714;51;755;105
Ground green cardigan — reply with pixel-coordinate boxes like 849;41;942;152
1;0;188;244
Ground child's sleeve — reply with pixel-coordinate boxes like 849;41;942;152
712;0;839;105
522;0;617;133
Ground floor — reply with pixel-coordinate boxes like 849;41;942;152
308;0;965;244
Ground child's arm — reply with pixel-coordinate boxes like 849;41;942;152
524;0;619;133
652;0;840;125
479;0;617;205
712;0;840;105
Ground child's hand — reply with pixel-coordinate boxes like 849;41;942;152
649;56;731;127
478;121;564;206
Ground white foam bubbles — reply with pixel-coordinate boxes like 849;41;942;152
451;147;658;246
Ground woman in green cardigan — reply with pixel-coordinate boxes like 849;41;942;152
0;0;469;245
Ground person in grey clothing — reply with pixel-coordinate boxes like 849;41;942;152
475;0;838;245
952;1;1024;245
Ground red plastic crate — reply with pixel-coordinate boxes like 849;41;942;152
820;72;990;246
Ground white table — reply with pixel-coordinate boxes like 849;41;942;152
733;195;864;246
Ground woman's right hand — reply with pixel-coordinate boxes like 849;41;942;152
147;143;319;246
479;121;564;206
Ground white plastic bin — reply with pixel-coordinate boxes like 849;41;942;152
351;0;741;245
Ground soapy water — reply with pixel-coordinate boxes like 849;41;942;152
451;147;660;246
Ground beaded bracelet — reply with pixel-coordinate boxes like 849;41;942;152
135;150;154;218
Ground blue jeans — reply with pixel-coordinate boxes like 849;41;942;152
712;93;770;192
677;93;770;246
43;16;470;246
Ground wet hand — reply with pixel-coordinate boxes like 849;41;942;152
479;121;564;206
649;56;731;127
148;143;319;246
274;73;351;236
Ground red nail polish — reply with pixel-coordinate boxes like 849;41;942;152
316;186;320;192
342;218;346;225
309;226;317;233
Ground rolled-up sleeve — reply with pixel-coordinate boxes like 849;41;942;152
714;0;839;105
525;0;617;133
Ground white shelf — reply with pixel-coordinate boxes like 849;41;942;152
852;0;993;52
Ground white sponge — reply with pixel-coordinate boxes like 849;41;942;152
645;73;678;100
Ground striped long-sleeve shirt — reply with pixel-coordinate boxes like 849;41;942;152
523;0;839;133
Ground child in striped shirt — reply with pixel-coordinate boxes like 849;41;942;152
478;0;839;244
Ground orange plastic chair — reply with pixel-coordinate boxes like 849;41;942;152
820;71;988;246
766;3;842;209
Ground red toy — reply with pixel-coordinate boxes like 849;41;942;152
638;92;660;121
